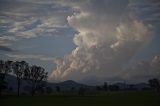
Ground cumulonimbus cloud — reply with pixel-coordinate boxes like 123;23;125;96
48;0;159;83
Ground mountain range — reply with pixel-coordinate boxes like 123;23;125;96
4;74;150;93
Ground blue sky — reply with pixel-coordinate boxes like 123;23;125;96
0;0;160;85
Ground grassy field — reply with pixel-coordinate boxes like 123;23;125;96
1;91;160;106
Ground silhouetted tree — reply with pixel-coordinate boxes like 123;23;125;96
56;86;60;92
148;78;160;91
8;86;13;93
23;85;31;94
36;82;46;94
96;86;102;91
13;61;28;96
24;65;48;96
71;87;76;91
78;87;85;96
128;84;136;90
0;60;5;95
46;86;53;94
0;60;13;95
109;85;119;91
103;82;108;91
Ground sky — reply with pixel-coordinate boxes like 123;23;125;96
0;0;160;85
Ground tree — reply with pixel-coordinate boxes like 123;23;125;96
24;65;48;96
23;85;31;94
36;82;46;94
103;82;108;91
46;86;53;94
13;61;28;96
78;87;85;96
71;87;76;91
109;85;119;91
56;86;60;92
0;60;6;95
96;86;102;91
0;60;13;95
148;78;160;91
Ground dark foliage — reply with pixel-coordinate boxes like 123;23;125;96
148;78;160;91
0;60;13;95
13;61;29;96
0;59;48;96
23;65;48;95
56;86;61;92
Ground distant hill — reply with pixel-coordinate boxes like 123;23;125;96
4;74;95;92
47;80;95;91
4;74;150;93
113;82;150;90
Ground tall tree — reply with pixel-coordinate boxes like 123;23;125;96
24;65;48;96
56;86;60;92
148;78;160;91
0;60;13;95
103;82;108;91
13;61;28;96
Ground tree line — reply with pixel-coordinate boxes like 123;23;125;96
0;60;48;96
96;79;160;92
1;60;160;96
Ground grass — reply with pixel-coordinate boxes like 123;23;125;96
0;91;160;106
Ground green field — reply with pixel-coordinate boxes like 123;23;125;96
1;91;160;106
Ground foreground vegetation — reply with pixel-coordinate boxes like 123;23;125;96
1;91;160;106
1;60;160;106
0;60;48;96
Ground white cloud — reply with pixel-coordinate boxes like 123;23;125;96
49;0;158;82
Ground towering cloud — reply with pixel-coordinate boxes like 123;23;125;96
48;0;159;83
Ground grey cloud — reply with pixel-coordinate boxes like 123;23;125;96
0;45;14;52
0;36;17;48
123;55;160;82
129;0;160;25
0;36;16;41
0;0;73;42
5;53;56;62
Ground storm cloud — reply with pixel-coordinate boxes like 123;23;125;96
0;0;160;84
49;0;160;83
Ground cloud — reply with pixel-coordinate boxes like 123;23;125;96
49;0;159;82
0;45;14;52
0;0;73;43
1;0;159;83
0;36;16;41
0;36;17;51
123;55;160;82
5;53;56;62
128;0;160;25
